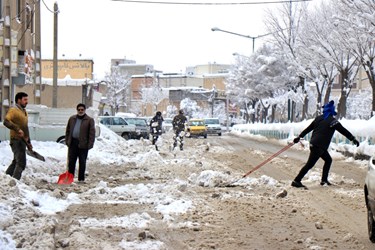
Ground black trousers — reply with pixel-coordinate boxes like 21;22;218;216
294;144;332;182
68;139;88;181
6;139;27;180
151;134;159;145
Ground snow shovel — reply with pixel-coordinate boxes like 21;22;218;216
22;138;45;161
242;142;295;178
57;152;74;185
26;149;45;161
223;142;295;187
57;171;74;185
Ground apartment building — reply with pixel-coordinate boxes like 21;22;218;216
0;0;42;120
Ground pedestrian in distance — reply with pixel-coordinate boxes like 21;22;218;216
291;100;360;189
150;111;163;151
3;92;32;180
65;103;95;183
172;109;187;151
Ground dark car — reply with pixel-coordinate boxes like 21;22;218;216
124;117;150;139
365;157;375;242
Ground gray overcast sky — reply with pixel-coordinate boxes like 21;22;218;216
41;0;275;79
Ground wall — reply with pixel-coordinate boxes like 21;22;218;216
16;84;83;108
41;59;93;79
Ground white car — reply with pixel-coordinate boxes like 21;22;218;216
162;118;173;133
98;116;135;140
365;157;375;243
204;118;222;136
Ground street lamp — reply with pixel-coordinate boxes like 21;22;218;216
211;27;274;53
232;52;251;59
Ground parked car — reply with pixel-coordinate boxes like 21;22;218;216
365;157;375;242
98;116;135;140
204;118;222;136
124;117;150;139
186;118;207;138
0;106;101;144
162;118;173;133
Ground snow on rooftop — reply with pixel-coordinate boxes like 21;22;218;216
41;75;91;86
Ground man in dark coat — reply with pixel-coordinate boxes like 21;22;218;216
292;101;359;189
65;103;95;183
150;111;163;151
172;109;187;150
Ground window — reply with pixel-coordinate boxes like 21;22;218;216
0;0;3;20
113;117;126;125
16;0;21;20
100;118;111;125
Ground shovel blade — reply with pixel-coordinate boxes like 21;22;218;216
57;171;74;185
26;149;45;162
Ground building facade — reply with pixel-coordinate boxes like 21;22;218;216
15;59;97;109
0;0;42;120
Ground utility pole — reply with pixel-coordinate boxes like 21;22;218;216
52;2;58;108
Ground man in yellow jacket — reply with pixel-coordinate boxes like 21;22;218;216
3;92;32;180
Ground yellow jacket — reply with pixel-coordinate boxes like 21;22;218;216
3;105;30;141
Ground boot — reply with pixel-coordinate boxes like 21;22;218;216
291;180;308;189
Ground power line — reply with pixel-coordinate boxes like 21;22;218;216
41;0;59;13
111;0;312;5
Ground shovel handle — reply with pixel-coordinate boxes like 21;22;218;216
242;143;295;178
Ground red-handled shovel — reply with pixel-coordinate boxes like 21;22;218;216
222;142;296;187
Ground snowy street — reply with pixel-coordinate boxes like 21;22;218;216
0;125;373;249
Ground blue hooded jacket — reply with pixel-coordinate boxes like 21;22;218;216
323;100;337;120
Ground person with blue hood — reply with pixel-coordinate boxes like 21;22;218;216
291;100;360;189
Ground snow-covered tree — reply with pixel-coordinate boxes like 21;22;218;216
227;54;257;123
141;77;168;113
303;1;359;118
296;4;339;114
347;88;372;119
264;1;309;120
166;105;177;118
228;44;297;123
180;98;200;118
337;0;375;116
104;66;131;114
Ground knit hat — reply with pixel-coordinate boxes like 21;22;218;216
323;100;337;119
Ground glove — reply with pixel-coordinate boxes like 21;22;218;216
293;137;300;144
352;138;360;147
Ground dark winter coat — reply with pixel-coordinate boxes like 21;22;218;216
65;114;95;149
150;115;163;135
298;114;354;151
172;114;187;132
